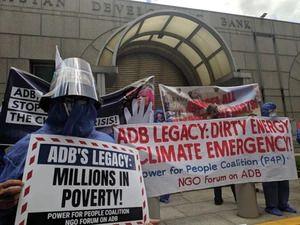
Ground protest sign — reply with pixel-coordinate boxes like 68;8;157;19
159;84;262;122
115;116;298;197
15;134;148;225
0;68;49;145
96;76;154;136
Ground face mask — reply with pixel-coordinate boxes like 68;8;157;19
269;112;277;117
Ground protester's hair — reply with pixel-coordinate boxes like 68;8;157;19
206;104;218;114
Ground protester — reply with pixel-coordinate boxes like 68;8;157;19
297;122;300;144
261;102;297;216
147;220;160;225
0;52;114;224
206;104;237;205
186;91;208;119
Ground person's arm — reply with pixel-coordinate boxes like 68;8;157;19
0;179;23;209
146;219;160;225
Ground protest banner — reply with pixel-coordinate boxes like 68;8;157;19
96;76;154;136
0;68;49;145
159;84;262;122
115;116;298;197
0;71;154;145
15;134;149;225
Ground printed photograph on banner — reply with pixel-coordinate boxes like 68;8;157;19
115;116;298;197
15;134;149;225
97;76;154;136
159;84;262;122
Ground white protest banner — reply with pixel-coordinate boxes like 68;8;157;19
15;134;149;225
159;84;262;121
115;116;298;197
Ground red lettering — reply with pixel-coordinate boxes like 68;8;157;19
275;136;287;152
256;136;266;153
194;143;202;160
177;145;188;161
117;128;128;144
127;127;139;143
206;142;215;158
138;127;149;143
211;122;219;138
160;145;176;162
136;146;149;165
153;126;162;142
244;137;256;153
265;136;275;152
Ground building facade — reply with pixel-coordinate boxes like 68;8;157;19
0;0;300;130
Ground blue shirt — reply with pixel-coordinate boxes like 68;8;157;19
0;101;114;225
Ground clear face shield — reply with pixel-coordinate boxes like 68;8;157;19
39;57;100;112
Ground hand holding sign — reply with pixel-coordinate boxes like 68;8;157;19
0;179;23;209
124;98;154;124
148;219;160;225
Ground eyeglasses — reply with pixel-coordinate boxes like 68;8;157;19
62;96;89;105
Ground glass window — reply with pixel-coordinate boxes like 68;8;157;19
209;50;231;80
196;64;211;85
121;23;140;46
99;49;113;66
165;16;198;38
107;32;123;50
30;60;54;83
191;28;221;57
131;35;152;42
139;16;169;34
152;35;180;48
178;42;202;66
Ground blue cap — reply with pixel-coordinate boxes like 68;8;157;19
261;102;276;117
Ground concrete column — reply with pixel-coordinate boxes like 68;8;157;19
235;71;260;218
148;197;160;220
95;73;106;96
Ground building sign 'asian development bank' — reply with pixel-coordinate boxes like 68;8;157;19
1;0;252;30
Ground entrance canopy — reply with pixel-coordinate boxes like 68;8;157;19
98;10;236;85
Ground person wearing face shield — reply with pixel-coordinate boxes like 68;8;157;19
261;102;297;216
0;50;114;225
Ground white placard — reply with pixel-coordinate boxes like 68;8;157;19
115;116;298;197
15;134;149;225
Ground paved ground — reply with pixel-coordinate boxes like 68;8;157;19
159;180;300;225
